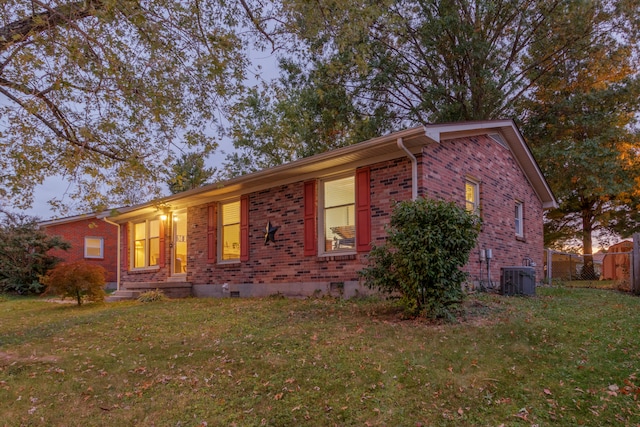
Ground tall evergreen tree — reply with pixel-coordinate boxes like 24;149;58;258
166;153;216;194
225;58;393;176
521;14;640;273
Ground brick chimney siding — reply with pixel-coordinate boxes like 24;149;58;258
118;134;544;292
43;218;118;283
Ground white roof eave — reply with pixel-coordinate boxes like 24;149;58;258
104;120;557;223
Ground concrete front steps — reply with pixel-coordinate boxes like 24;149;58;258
106;290;141;302
106;281;193;301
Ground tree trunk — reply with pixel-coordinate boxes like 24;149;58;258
581;208;595;280
76;289;82;306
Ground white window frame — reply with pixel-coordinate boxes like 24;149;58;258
515;201;524;237
219;199;241;262
465;178;480;216
319;174;356;255
131;219;160;269
84;237;104;259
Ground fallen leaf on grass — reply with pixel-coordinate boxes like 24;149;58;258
513;408;529;421
544;388;552;395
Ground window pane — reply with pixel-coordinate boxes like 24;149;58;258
134;239;146;268
86;247;101;257
222;223;240;260
465;181;477;213
324;177;355;251
222;201;240;226
325;177;355;208
134;222;146;240
515;203;523;235
149;219;160;238
221;201;241;260
149;237;160;266
85;237;103;258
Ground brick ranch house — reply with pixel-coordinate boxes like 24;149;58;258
103;120;557;300
39;213;119;288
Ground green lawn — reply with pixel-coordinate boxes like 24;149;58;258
1;288;639;426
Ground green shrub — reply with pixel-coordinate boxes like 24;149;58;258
137;289;168;303
0;211;70;294
359;198;480;319
42;261;106;305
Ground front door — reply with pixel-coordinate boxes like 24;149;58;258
172;211;187;275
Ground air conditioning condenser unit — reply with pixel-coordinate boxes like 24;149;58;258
500;266;536;296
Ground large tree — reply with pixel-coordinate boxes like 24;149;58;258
236;0;640;259
166;152;216;194
225;0;639;182
0;0;263;212
269;0;639;125
520;8;640;275
224;58;393;176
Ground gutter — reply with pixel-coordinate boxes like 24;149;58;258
397;137;418;200
102;217;121;292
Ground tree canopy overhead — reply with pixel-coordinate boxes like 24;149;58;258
0;0;256;212
3;0;640;248
230;0;640;253
268;0;639;124
224;57;394;176
224;0;639;183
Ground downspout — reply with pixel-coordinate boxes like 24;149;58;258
102;217;121;292
397;137;418;200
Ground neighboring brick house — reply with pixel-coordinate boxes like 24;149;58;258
104;120;557;299
39;214;119;287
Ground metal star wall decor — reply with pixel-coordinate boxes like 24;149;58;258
264;221;280;245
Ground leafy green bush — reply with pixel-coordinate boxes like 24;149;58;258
0;211;70;294
42;261;106;305
137;289;168;303
359;198;480;319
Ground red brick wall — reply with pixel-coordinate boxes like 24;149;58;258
117;222;171;284
184;183;368;287
43;218;118;283
119;134;545;292
419;135;544;283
